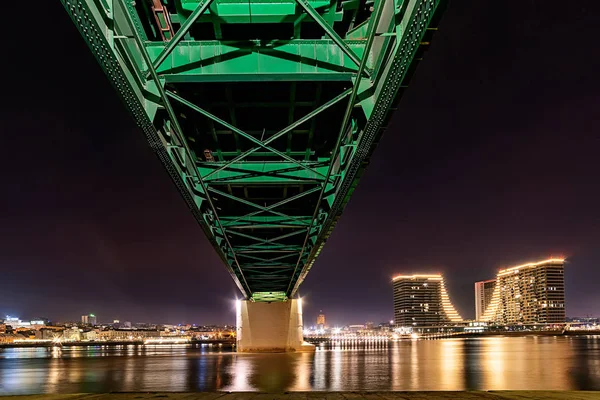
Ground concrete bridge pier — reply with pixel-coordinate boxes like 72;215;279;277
236;298;315;352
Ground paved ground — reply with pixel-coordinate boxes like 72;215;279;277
2;392;600;400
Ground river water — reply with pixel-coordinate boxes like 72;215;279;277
1;336;600;393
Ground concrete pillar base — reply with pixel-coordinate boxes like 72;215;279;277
236;299;315;353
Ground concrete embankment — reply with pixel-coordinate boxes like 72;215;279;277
1;392;599;400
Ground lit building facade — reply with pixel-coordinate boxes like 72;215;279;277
81;314;97;326
2;316;45;329
97;329;161;340
474;279;497;321
481;258;566;324
393;274;463;327
316;311;325;329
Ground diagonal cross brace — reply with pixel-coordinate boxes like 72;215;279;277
166;91;325;179
202;161;329;184
294;0;370;78
238;252;300;264
237;253;280;263
208;187;312;224
146;0;215;78
236;245;303;252
202;88;352;180
237;249;299;254
227;228;308;247
226;230;273;246
226;186;321;225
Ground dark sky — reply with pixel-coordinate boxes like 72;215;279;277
1;1;599;326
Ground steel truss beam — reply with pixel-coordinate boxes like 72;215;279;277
199;162;329;185
223;186;320;224
163;73;352;83
227;229;308;247
145;41;368;82
63;0;447;301
173;0;339;21
220;215;312;228
239;252;299;263
208;186;317;223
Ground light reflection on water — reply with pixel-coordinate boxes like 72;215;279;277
1;337;600;393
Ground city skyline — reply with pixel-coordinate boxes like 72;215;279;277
1;1;600;325
0;257;577;327
0;251;594;326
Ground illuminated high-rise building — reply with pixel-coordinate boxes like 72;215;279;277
316;311;325;329
474;279;497;321
81;314;97;326
481;258;566;324
393;274;463;327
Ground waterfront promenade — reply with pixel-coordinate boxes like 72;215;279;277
2;392;600;400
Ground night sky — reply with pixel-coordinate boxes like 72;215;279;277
1;1;599;326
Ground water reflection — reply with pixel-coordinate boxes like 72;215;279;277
1;337;599;393
482;337;506;389
439;340;463;390
291;352;312;391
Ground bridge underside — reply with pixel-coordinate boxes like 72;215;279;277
62;0;446;301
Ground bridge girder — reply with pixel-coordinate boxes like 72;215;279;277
61;0;447;302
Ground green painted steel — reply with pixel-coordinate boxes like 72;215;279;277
61;0;447;301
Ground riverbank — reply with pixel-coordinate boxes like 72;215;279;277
427;330;600;339
440;330;600;339
0;340;235;349
1;392;599;399
304;330;600;343
2;330;599;349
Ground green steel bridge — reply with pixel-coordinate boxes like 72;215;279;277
62;0;446;302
